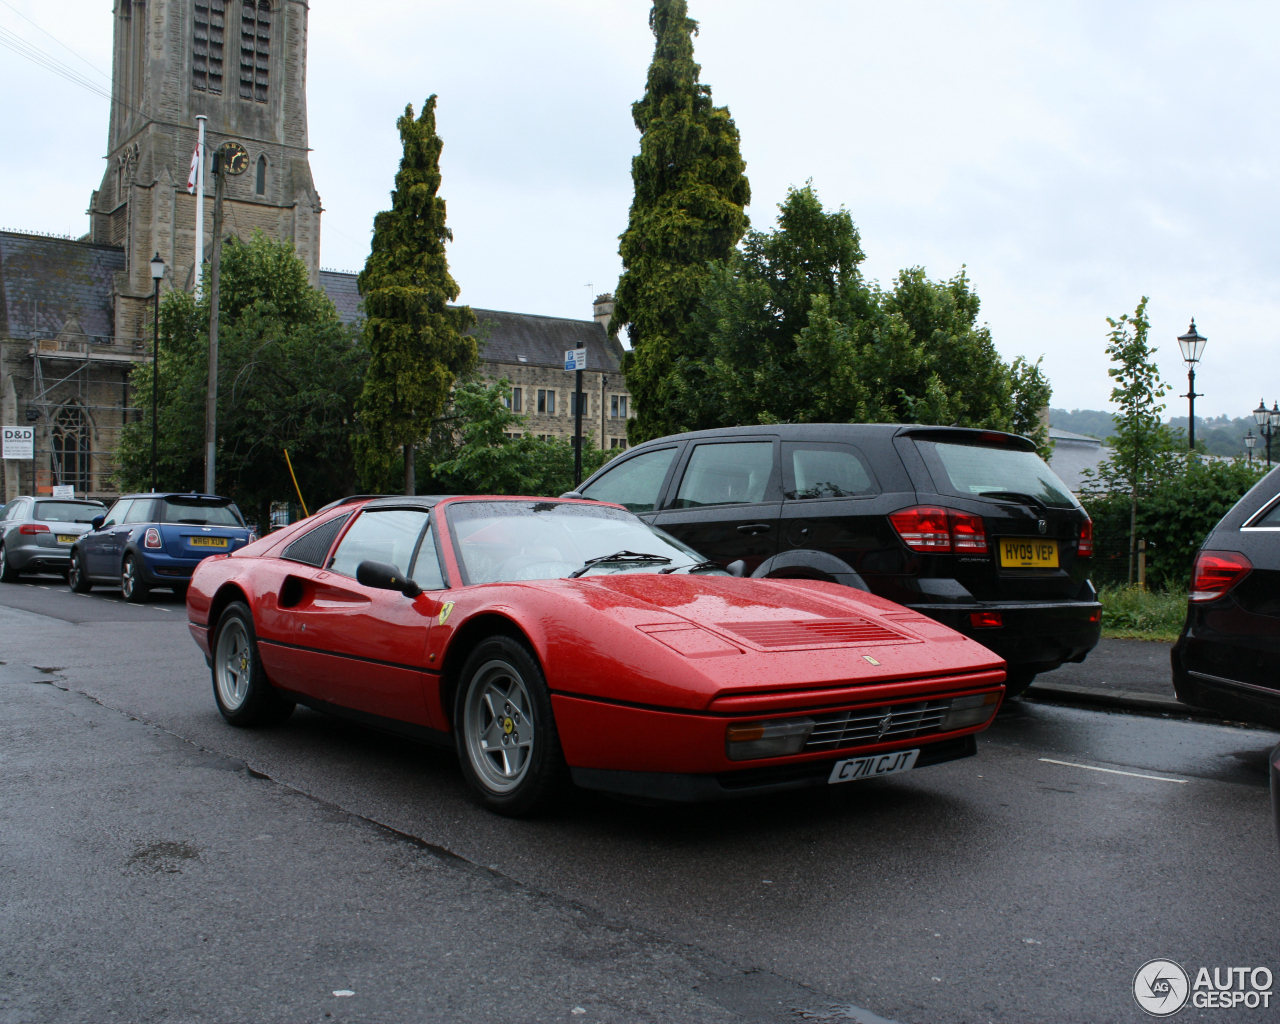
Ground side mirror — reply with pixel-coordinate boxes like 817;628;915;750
91;514;106;531
559;490;585;500
726;559;746;578
356;560;422;598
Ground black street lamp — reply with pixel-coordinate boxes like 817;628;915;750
1254;399;1280;467
1177;319;1207;451
149;252;165;491
1244;430;1257;463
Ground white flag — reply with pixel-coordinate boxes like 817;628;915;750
187;142;201;194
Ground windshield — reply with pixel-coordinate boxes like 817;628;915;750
156;499;244;527
448;501;717;584
916;440;1079;509
33;502;103;524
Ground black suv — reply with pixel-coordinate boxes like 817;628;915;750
1172;464;1280;727
569;424;1100;695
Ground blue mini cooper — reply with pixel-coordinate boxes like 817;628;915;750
68;493;255;602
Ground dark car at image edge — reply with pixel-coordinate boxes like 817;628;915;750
569;423;1101;695
1173;464;1280;728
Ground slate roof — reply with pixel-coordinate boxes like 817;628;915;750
318;270;362;324
318;270;625;374
0;231;124;341
1046;427;1109;493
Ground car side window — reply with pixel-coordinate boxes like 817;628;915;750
409;523;447;590
0;501;16;520
784;443;879;499
102;499;133;528
673;442;776;508
282;512;352;567
580;447;677;513
123;500;155;524
328;509;430;579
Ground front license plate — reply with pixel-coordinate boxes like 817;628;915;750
828;748;920;784
56;535;77;544
999;538;1058;568
189;537;228;548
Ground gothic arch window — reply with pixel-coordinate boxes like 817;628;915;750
255;154;267;196
52;404;91;494
240;1;271;103
193;0;226;94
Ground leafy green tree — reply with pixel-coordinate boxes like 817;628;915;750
666;183;1053;450
1082;298;1180;583
356;95;477;493
115;231;365;528
426;380;615;496
613;0;750;444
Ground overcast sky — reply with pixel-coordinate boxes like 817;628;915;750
2;0;1278;420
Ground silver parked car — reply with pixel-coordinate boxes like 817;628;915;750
0;496;107;582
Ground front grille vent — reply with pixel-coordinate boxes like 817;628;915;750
805;699;950;752
720;618;911;650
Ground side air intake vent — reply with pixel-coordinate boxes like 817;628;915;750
282;513;351;568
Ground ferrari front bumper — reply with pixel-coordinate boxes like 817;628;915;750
569;734;977;802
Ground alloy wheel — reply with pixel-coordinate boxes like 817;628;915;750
215;617;253;712
463;659;536;794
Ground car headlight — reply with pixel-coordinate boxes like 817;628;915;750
725;717;815;761
939;692;1001;731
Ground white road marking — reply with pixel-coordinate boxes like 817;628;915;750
1038;757;1189;784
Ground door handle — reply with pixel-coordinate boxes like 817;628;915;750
737;523;772;535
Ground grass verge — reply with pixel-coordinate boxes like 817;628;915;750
1098;585;1187;643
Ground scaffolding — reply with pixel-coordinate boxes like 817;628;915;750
15;330;146;499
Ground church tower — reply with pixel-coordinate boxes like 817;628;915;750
89;0;323;342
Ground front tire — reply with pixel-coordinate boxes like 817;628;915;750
0;544;18;583
211;601;295;727
121;554;150;603
454;635;567;817
68;551;93;592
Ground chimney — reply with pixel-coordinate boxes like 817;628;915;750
593;292;615;332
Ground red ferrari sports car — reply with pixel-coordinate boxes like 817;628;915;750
187;495;1006;815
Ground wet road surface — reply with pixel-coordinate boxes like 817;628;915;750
1;578;1277;1023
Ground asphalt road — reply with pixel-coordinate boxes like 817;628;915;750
1;576;1278;1024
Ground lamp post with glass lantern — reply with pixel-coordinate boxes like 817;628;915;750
149;253;165;492
1244;430;1257;463
1255;399;1280;467
1176;319;1207;451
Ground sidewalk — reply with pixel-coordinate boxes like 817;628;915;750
1023;637;1197;716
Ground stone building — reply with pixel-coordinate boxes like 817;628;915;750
320;279;633;451
2;0;627;503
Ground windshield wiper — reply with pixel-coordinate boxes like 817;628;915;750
567;550;673;578
659;560;721;575
977;490;1046;509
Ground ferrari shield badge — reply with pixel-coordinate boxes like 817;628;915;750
438;601;455;626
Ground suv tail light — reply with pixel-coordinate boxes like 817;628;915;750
1077;517;1093;558
1189;550;1252;602
889;506;988;554
18;524;49;535
144;528;162;549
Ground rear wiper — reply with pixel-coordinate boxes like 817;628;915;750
978;490;1046;508
567;550;673;578
659;560;721;575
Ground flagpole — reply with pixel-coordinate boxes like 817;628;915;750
194;115;206;300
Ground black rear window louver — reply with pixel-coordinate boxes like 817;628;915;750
282;513;352;568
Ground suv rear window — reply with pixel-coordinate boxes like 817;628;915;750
156;499;244;526
916;440;1078;509
33;502;103;523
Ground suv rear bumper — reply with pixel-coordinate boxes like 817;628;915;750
908;600;1102;672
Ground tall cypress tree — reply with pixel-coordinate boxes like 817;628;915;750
355;95;477;492
613;0;750;444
